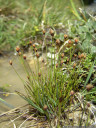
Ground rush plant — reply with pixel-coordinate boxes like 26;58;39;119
9;29;96;126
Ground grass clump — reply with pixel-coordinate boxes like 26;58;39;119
9;29;96;127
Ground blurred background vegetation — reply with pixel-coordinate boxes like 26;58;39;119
0;0;81;51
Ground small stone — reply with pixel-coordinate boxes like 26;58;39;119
9;60;12;65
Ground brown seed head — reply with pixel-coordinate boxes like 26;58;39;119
43;105;48;110
59;96;63;102
67;58;69;62
70;90;75;96
84;55;86;59
86;84;93;91
68;40;72;44
36;53;39;58
64;34;68;39
42;29;46;35
81;96;84;99
74;54;77;58
78;55;81;59
49;29;54;36
56;39;60;45
23;55;26;60
41;58;45;63
27;76;30;79
80;53;84;58
29;41;32;45
61;53;64;58
33;44;35;48
56;63;58;68
87;102;90;107
16;46;20;52
9;60;12;65
73;63;76;68
74;38;79;44
61;60;64;65
18;52;21;56
34;48;37;52
38;72;41;77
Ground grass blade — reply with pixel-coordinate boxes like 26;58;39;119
84;60;95;88
16;91;44;114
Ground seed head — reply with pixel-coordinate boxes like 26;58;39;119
9;60;12;65
64;34;68;39
81;96;84;99
61;53;64;58
42;29;46;35
41;58;44;63
38;72;41;77
86;84;93;91
56;63;58;68
78;55;81;59
66;58;69;62
49;29;54;36
87;102;90;107
61;60;64;65
36;53;39;58
29;41;32;45
34;48;37;52
56;39;60;45
43;105;48;110
68;40;72;44
33;44;35;48
74;54;77;58
84;55;86;59
74;38;79;44
80;53;84;58
59;96;63;102
23;55;26;60
73;63;76;68
70;90;75;96
27;76;30;79
16;46;20;52
18;52;21;56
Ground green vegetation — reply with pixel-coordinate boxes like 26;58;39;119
10;27;96;126
0;0;96;127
